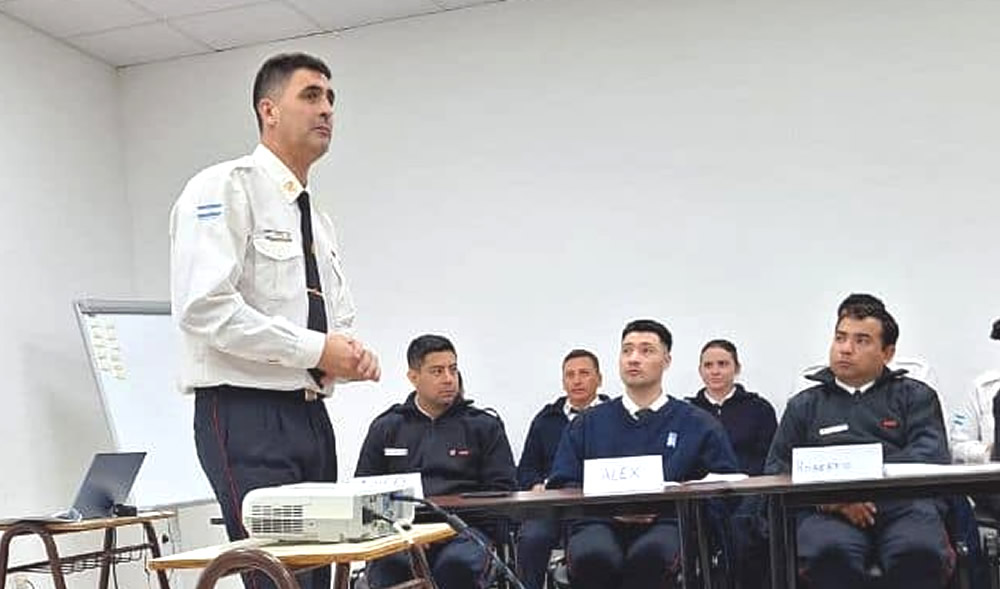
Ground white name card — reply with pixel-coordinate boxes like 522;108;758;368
583;455;665;495
792;443;883;483
348;472;424;499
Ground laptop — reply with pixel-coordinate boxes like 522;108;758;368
69;452;146;519
0;452;146;524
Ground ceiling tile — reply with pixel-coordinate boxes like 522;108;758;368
171;1;320;50
68;21;207;67
129;0;262;19
0;0;154;38
285;0;440;30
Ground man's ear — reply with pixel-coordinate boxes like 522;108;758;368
258;97;278;129
407;368;419;388
882;344;896;365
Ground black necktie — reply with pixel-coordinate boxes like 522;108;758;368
568;407;581;415
297;191;328;386
635;408;653;421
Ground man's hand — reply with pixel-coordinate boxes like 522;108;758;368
352;342;381;382
316;334;380;384
820;502;877;528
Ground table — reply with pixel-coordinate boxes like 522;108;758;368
148;523;456;589
431;468;1000;589
430;484;732;589
0;511;173;589
719;471;1000;589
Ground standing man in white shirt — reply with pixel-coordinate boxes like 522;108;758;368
170;52;379;589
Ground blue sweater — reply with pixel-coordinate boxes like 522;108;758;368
547;396;740;489
517;394;611;489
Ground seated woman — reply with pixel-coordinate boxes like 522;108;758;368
687;339;776;475
687;339;777;589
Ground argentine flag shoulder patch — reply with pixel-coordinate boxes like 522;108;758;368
196;202;223;220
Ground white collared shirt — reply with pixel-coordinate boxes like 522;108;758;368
564;396;604;421
835;379;875;396
170;144;356;395
622;390;669;419
705;387;737;407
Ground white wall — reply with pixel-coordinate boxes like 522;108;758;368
120;0;1000;482
0;12;147;589
0;12;132;516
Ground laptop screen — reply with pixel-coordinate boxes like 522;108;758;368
71;452;146;519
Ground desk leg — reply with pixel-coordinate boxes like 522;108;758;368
194;548;300;589
767;495;797;589
676;499;696;589
142;521;171;589
0;524;68;589
408;544;437;589
767;495;785;589
332;563;350;589
693;501;713;589
99;528;116;589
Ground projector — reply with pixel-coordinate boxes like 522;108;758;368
242;482;416;543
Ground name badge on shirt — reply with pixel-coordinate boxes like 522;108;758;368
818;423;849;436
384;448;408;457
666;432;678;448
583;455;665;495
261;229;293;242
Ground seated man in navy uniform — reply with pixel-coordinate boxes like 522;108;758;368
765;294;953;589
356;334;517;589
516;348;610;589
547;319;739;589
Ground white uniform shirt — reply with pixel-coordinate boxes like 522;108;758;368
621;391;669;419
170;144;356;395
950;370;1000;464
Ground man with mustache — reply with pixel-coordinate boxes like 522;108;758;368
516;348;610;589
356;334;517;589
765;294;952;589
171;52;380;589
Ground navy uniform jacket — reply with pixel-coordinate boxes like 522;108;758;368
517;394;611;490
355;392;517;497
547;396;739;489
765;367;950;475
687;384;777;475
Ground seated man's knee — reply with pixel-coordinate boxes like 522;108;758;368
433;538;493;589
567;530;622;584
365;553;412;588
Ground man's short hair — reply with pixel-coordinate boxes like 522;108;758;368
252;52;332;131
837;293;899;347
992;318;1000;341
406;334;456;370
563;349;600;372
621;319;673;352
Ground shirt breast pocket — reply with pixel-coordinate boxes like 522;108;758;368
252;236;303;301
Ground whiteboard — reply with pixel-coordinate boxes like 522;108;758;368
75;299;215;508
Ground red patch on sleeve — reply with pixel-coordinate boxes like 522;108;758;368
881;418;899;429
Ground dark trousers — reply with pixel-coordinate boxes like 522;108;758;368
797;499;954;589
567;519;680;589
516;518;561;589
366;528;494;589
194;386;337;589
